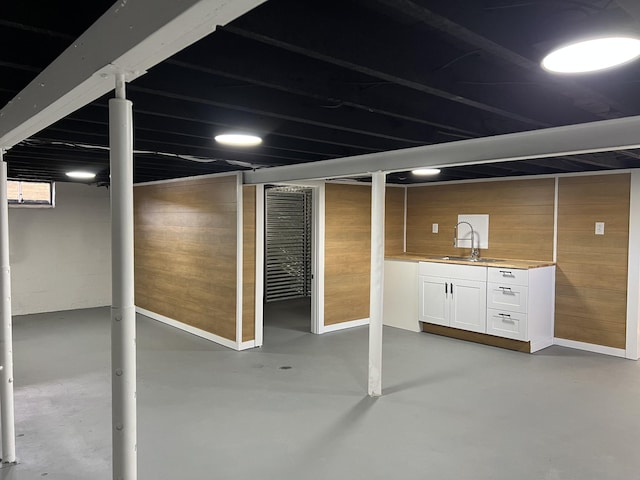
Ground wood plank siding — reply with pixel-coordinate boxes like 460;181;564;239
243;185;256;342
134;175;238;341
555;174;630;349
324;183;371;325
406;178;555;261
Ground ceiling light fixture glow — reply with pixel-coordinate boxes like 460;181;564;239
214;134;262;146
66;171;96;179
412;168;441;176
542;37;640;73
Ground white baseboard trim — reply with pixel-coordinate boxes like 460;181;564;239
136;307;238;351
320;317;369;334
238;340;257;350
530;337;554;353
553;337;626;358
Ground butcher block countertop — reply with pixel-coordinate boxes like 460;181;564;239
385;252;555;269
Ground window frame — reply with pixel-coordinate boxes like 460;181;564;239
7;179;55;208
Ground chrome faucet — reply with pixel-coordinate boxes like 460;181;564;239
454;221;480;261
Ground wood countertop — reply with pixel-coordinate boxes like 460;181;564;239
385;252;555;269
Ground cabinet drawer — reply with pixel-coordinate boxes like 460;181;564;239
487;267;528;286
486;308;527;341
487;283;528;313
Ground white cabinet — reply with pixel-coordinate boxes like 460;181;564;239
418;263;487;333
450;278;487;333
418;262;556;352
485;266;555;352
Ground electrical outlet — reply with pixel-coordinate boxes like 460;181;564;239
595;222;605;235
432;223;438;234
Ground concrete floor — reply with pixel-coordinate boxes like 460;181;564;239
3;302;640;479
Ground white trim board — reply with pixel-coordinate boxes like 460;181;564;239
238;340;257;351
406;167;636;188
625;170;640;359
235;173;244;349
553;338;626;358
134;170;240;187
244;117;640;184
312;183;326;334
319;318;370;334
254;184;265;348
137;307;241;351
0;0;266;149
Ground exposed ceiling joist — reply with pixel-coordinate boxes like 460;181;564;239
372;0;630;119
0;0;266;149
222;25;544;128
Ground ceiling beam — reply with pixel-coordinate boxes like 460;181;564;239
0;0;266;149
223;24;545;129
617;0;640;23
130;66;433;146
68;100;389;153
244;115;640;184
374;0;640;164
372;0;630;119
169;33;487;138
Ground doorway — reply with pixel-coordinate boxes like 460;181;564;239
263;186;314;340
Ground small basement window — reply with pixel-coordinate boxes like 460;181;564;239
7;180;55;207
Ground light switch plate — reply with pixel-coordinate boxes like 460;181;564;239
432;223;438;234
595;222;605;235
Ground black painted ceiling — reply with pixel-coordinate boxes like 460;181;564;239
2;0;640;185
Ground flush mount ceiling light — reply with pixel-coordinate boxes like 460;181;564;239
412;168;441;176
542;37;640;73
214;134;262;147
66;171;96;179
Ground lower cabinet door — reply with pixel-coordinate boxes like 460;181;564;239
449;279;487;333
486;308;527;340
419;276;449;326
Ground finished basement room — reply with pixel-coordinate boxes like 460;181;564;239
2;1;640;479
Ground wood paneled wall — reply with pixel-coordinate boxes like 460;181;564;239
385;186;405;255
242;185;256;342
406;179;555;261
555;174;630;349
324;183;371;325
134;175;238;341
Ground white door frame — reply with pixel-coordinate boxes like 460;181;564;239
310;182;325;334
254;181;325;343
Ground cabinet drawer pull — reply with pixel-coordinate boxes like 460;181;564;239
499;270;513;276
498;286;512;291
445;283;448;294
498;313;516;320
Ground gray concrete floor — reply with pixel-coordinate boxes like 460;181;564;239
3;302;640;479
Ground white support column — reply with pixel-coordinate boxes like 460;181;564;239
110;74;137;480
0;152;16;464
368;171;386;396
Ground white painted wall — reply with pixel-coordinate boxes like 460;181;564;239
8;182;111;315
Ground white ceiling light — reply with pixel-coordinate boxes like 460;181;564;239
66;171;96;179
542;37;640;73
214;134;262;146
412;168;441;176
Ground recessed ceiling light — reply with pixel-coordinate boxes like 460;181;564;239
412;168;441;176
214;134;262;146
542;37;640;73
66;171;96;179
